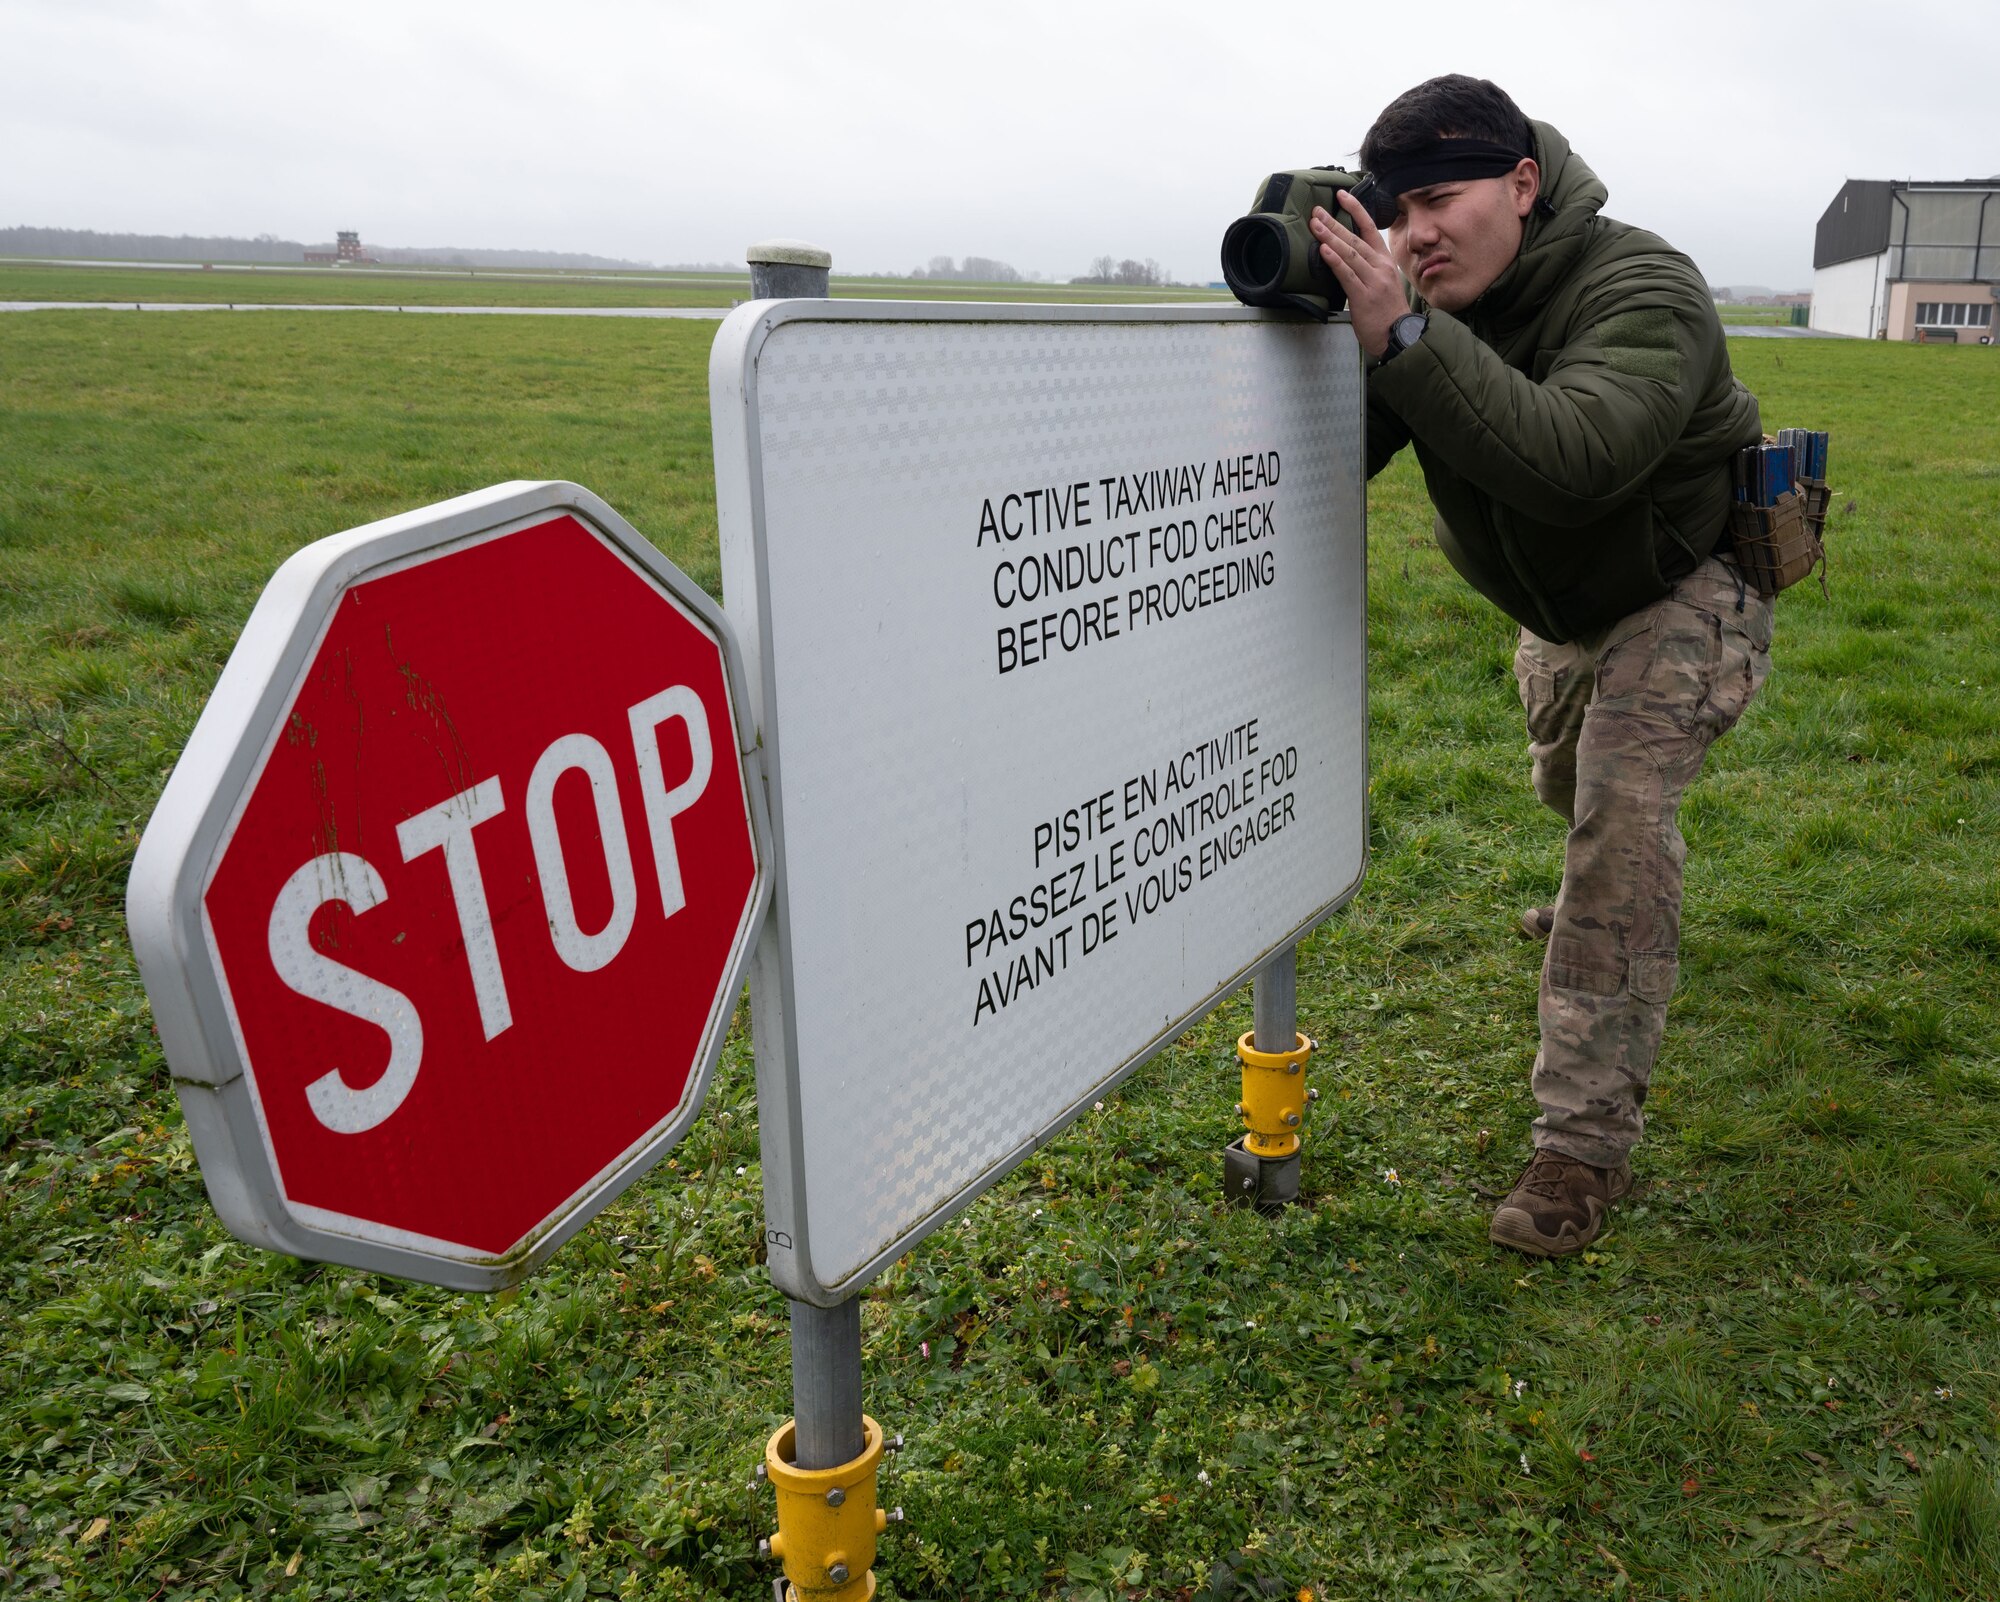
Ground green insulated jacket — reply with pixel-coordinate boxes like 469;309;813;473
1366;121;1761;643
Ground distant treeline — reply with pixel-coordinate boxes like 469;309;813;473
3;227;314;262
0;226;736;273
898;254;1183;286
1072;256;1167;286
904;255;1033;282
888;254;1187;287
371;246;682;271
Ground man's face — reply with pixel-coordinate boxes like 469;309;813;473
1385;159;1540;313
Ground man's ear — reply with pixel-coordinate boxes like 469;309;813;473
1511;158;1542;217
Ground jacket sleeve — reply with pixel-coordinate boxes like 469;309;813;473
1367;261;1722;527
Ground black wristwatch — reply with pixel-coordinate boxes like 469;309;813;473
1378;311;1429;365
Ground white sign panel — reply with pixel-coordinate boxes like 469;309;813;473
711;302;1366;1304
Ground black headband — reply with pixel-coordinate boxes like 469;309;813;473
1358;137;1532;215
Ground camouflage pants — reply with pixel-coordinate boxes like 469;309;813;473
1513;556;1773;1167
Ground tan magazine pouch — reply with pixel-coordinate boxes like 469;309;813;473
1726;480;1828;599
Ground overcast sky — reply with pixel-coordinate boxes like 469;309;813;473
6;0;1995;288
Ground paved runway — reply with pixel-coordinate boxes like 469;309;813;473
0;300;733;317
1723;323;1847;339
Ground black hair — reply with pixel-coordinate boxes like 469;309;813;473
1359;75;1532;173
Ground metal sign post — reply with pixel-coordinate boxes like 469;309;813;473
738;245;894;1602
126;482;769;1290
1227;944;1313;1210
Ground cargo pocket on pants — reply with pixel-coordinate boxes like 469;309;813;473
1547;934;1622;997
1514;632;1561;714
1699;605;1771;744
1517;668;1558;710
1629;951;1679;1005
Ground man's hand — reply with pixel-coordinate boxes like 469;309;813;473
1312;189;1407;360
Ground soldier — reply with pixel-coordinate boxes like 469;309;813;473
1311;75;1771;1256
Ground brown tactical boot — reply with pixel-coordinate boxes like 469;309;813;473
1488;1150;1632;1257
1518;905;1555;940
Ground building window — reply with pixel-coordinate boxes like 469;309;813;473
1915;301;1994;327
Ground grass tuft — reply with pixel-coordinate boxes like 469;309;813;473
105;574;207;627
1912;1452;2000;1590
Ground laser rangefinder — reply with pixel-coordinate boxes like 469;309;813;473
1220;167;1397;320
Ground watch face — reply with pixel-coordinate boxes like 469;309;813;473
1393;313;1427;348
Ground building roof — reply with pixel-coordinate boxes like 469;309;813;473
1815;180;1897;268
1814;178;2000;281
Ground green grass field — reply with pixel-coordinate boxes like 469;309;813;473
0;260;1228;309
2;311;1998;1601
1713;307;1797;326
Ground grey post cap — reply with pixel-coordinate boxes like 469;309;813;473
746;239;832;269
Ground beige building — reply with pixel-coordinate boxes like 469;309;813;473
1810;178;1998;342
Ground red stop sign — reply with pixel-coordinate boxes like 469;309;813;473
129;484;767;1287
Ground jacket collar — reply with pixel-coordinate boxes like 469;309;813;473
1461;120;1607;337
